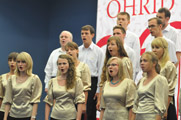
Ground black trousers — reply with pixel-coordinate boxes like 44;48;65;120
0;111;4;120
51;118;75;120
7;116;31;120
86;77;98;120
167;96;177;120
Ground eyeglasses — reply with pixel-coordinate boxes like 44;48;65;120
107;63;118;67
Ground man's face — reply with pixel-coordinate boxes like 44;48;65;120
59;32;72;47
117;14;130;29
148;19;161;37
113;29;125;43
156;12;169;28
81;30;94;46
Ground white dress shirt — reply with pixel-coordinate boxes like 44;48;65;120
162;24;181;51
125;30;141;58
125;30;141;78
145;36;177;64
124;44;138;80
44;48;66;88
79;42;104;93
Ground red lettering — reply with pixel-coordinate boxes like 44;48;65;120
139;0;150;15
107;0;121;18
161;0;174;10
152;0;157;14
124;0;136;16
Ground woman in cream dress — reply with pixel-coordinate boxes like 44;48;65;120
44;54;85;120
97;36;133;110
3;52;42;120
0;52;18;120
99;57;136;120
65;42;91;116
151;37;177;120
131;52;169;120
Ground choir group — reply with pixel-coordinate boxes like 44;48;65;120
0;7;181;120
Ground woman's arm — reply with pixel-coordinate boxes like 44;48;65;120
99;108;105;120
82;91;88;113
128;108;133;120
96;86;102;111
0;98;2;107
76;103;83;120
130;112;136;120
45;103;51;120
3;103;11;120
155;115;162;120
31;103;38;120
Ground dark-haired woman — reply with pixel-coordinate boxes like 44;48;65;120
0;52;18;120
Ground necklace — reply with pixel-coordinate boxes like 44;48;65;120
110;79;120;85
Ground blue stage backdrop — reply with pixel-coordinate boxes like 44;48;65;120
0;0;97;119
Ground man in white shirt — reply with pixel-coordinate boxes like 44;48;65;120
117;12;140;77
156;7;181;66
146;17;177;64
113;25;137;80
44;30;73;92
79;25;104;120
135;17;177;84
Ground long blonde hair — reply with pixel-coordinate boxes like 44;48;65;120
151;37;169;68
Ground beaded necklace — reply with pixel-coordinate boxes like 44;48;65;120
110;79;120;85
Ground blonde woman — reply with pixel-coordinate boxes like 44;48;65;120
100;57;136;120
3;52;42;120
97;36;133;110
0;52;18;119
151;37;177;120
132;52;168;120
44;54;85;120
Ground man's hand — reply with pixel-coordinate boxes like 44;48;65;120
94;93;99;100
45;88;48;93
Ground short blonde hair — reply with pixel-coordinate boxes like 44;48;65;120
15;52;33;76
106;57;125;82
151;37;169;68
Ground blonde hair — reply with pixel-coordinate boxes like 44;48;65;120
141;52;161;74
57;54;76;90
15;52;33;76
106;57;125;82
151;37;169;68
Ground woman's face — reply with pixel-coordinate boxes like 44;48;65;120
8;59;16;71
107;59;119;77
140;55;152;72
66;47;78;59
152;45;164;59
17;60;27;72
57;58;69;75
107;40;119;57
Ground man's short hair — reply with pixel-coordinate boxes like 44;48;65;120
158;7;171;18
113;25;126;34
148;17;162;25
117;12;130;20
81;25;95;34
